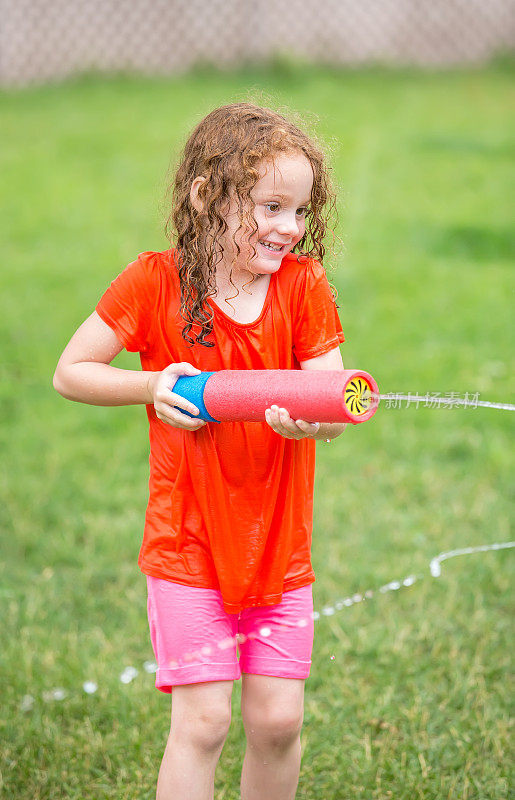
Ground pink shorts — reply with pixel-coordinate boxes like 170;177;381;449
146;576;314;691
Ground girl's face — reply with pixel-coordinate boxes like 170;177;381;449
220;151;314;279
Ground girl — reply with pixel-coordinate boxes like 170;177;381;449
54;102;346;800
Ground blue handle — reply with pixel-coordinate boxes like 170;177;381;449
173;371;219;423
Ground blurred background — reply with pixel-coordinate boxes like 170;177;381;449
1;0;514;86
1;2;514;799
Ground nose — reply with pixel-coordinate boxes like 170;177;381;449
275;212;301;239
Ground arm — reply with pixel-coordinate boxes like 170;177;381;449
300;346;347;440
53;311;207;430
265;346;347;441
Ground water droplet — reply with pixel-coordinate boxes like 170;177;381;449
430;559;441;577
120;666;138;684
20;694;34;711
183;652;195;663
218;636;236;650
43;688;67;701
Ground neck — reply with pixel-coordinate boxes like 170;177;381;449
214;267;265;292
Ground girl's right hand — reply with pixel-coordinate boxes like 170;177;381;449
149;363;207;431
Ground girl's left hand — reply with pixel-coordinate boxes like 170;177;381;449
265;405;320;440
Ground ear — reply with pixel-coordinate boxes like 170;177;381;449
190;176;207;213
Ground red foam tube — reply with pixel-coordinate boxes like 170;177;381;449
203;370;379;424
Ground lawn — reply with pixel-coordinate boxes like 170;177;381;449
0;61;513;799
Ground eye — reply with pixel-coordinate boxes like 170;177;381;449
296;206;308;217
265;202;280;213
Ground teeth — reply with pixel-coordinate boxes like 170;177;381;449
260;241;282;251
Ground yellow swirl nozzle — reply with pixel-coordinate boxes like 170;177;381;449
344;376;374;417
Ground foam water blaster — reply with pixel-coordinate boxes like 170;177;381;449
172;369;379;424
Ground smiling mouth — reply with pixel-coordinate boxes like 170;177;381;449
259;241;286;253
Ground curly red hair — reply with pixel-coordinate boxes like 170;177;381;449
165;102;337;347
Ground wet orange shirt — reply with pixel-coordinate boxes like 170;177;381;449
96;249;344;613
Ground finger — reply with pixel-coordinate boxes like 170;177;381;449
173;415;206;430
266;405;287;429
295;419;320;434
277;407;299;434
165;397;204;422
156;407;206;430
168;391;201;417
153;386;200;417
163;362;202;392
264;406;283;434
266;406;299;439
164;362;201;376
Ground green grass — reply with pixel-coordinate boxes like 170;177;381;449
1;62;513;799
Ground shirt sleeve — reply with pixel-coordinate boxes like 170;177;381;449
95;251;156;353
292;258;345;362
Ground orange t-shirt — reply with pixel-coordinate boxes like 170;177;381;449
96;248;344;613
